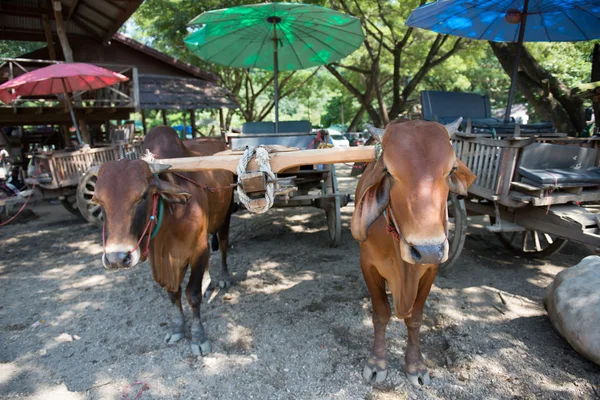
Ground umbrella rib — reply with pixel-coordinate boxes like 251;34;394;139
475;11;504;40
293;24;359;56
289;25;349;68
197;23;269;63
538;12;552;41
430;1;495;33
560;9;590;40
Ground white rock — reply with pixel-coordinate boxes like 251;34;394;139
544;255;600;365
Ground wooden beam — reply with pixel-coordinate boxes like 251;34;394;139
162;109;168;126
53;1;74;62
72;13;106;35
79;2;115;23
68;0;81;19
0;3;68;18
104;0;126;12
153;146;376;174
41;14;57;61
103;0;143;42
190;110;197;138
141;109;147;136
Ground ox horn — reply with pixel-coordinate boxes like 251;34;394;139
443;117;463;137
148;162;171;174
365;123;385;143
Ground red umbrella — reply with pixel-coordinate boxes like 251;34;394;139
0;63;129;144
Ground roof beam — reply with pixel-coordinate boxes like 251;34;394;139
70;16;104;40
103;0;143;43
0;3;69;19
103;0;126;12
68;0;81;19
79;2;115;23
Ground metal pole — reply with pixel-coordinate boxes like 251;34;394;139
62;80;83;144
504;0;530;124
273;19;280;134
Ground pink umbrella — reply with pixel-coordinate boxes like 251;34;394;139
0;63;129;144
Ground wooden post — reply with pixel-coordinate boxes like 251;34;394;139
105;120;111;142
53;1;73;62
162;109;168;126
41;14;57;60
182;111;187;140
79;119;91;144
219;108;225;130
190;110;197;138
141;110;147;136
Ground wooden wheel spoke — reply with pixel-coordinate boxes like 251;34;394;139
533;231;542;252
543;233;554;245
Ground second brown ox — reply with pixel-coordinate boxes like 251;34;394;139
93;126;234;356
352;119;475;385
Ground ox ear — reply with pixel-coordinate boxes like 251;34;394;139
153;178;192;204
351;158;391;242
449;159;476;198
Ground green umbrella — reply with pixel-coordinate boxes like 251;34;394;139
185;2;364;132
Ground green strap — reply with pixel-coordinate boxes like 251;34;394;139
150;197;164;239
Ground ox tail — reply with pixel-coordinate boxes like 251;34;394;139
211;234;219;252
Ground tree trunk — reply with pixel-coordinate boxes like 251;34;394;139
348;105;366;132
592;44;600;128
489;41;585;135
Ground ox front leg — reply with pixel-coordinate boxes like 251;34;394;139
361;264;391;383
216;214;232;289
187;248;211;356
164;287;185;344
403;265;437;386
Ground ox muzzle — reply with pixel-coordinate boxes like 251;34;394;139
102;245;142;270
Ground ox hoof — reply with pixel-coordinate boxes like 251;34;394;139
362;364;388;384
218;279;231;290
191;341;211;356
406;371;431;386
164;332;184;345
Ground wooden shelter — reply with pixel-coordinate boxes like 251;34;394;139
0;1;236;145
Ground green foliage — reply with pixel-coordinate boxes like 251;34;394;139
0;41;45;58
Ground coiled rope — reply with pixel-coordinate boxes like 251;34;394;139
236;146;275;214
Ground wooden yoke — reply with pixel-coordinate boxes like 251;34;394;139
154;146;376;174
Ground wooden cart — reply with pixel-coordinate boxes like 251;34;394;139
27;142;143;225
225;121;350;247
447;133;600;266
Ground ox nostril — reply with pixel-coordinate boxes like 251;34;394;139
410;246;422;261
123;253;132;266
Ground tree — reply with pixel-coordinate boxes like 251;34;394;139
490;42;587;134
325;0;463;128
131;0;322;127
0;41;45;58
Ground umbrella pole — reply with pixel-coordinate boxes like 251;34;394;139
61;80;84;145
504;0;529;124
273;20;280;134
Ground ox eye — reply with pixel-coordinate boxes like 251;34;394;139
141;190;149;201
449;166;457;176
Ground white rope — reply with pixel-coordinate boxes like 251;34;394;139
236;146;276;214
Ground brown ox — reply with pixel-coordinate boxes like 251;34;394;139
352;119;475;385
93;126;234;356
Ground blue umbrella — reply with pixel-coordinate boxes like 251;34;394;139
407;0;600;123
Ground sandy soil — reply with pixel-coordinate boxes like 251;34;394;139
1;166;599;400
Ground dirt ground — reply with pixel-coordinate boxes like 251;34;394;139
1;166;599;400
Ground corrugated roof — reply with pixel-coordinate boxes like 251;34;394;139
139;75;237;110
0;0;143;42
112;34;219;82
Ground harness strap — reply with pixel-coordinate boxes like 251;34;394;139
102;193;160;260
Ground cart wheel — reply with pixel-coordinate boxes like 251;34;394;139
489;216;568;258
77;167;104;227
325;165;341;248
61;194;83;218
440;193;468;271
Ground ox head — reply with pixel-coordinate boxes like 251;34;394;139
92;159;191;270
351;119;475;264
